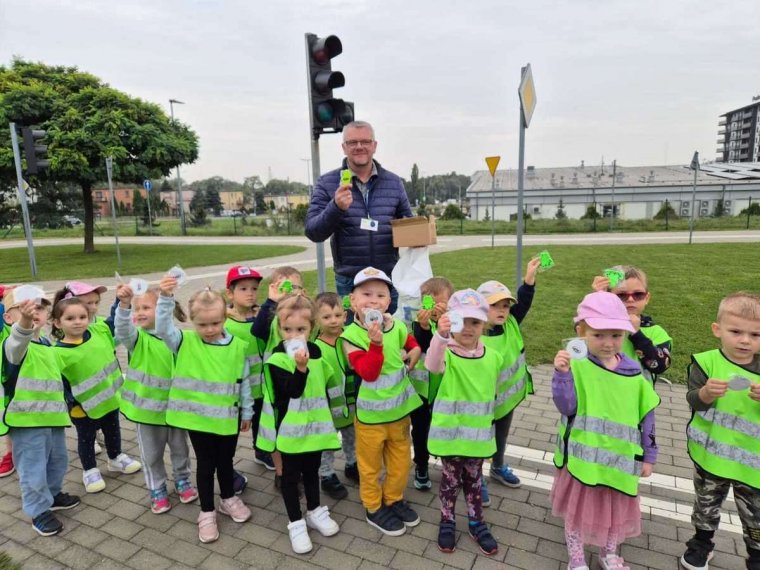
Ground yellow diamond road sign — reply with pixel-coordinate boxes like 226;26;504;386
519;63;537;128
485;156;501;177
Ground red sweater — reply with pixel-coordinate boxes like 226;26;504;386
348;335;419;381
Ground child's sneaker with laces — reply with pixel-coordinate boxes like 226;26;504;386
306;505;340;536
150;487;171;514
287;519;312;554
82;467;106;493
490;464;521;488
0;451;14;477
598;553;630;569
468;521;498;556
197;510;219;543
414;466;432;490
175;478;198;503
219;495;251;523
107;453;142;474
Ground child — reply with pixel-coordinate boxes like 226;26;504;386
156;278;253;543
340;267;422;536
51;290;141;494
680;292;760;570
477;256;539;495
256;294;343;554
551;291;659;570
425;289;501;555
224;265;271;492
314;292;357;500
0;286;14;478
409;277;454;491
2;290;80;536
592;265;672;382
115;284;197;514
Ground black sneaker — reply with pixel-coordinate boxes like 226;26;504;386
389;500;420;527
414;466;432;491
254;450;276;471
344;463;359;483
50;492;81;511
232;470;248;495
437;519;457;553
320;474;348;500
366;506;405;536
680;537;714;570
32;511;63;536
468;521;498;556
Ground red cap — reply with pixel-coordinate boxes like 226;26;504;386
226;266;262;288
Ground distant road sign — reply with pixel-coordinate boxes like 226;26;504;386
143;179;153;192
485;156;501;177
518;64;537;128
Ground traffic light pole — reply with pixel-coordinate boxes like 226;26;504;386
9;122;38;278
310;138;327;293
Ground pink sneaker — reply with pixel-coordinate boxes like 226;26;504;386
197;511;219;543
598;554;630;570
0;452;14;478
218;496;251;523
175;479;198;504
150;488;171;514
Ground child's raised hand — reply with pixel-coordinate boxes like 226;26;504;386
525;256;541;285
116;284;134;307
17;300;36;329
240;419;252;432
699;378;729;404
416;308;433;330
437;313;451;337
159;276;178;297
554;350;571;373
641;462;653;478
294;348;309;372
749;383;760;402
591;275;610;292
367;321;383;345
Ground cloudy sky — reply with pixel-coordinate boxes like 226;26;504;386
1;0;757;185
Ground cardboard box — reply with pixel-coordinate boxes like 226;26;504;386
391;216;437;247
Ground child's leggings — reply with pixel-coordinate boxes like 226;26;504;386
187;430;238;512
281;450;321;522
439;457;484;522
564;525;622;569
491;411;514;468
318;424;356;477
71;409;122;470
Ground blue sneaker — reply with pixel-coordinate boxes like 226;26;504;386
232;470;248;495
490;464;521;488
480;476;491;508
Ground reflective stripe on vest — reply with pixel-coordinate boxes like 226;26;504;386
167;399;238;420
120;330;174;425
357;383;418;413
356;369;405;391
567;440;643;476
121;389;168;413
483;316;532;419
14;377;63;392
573;415;642;445
428;425;494;442
7;399;68;415
71;361;120;398
172;376;240;397
433;400;493;416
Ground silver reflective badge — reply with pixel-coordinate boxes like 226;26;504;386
449;311;464;333
364;309;383;327
728;375;752;391
565;338;588;360
284;337;307;359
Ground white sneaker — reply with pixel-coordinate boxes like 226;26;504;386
83;468;106;493
107;453;142;474
306;505;340;537
287;519;313;554
93;441;103;455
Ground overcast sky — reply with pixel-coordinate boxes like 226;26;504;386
1;0;758;185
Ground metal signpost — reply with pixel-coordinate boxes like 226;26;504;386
9;122;37;277
143;179;154;236
105;157;122;266
485;156;501;248
516;64;537;289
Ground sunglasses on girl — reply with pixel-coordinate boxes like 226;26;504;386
616;291;647;302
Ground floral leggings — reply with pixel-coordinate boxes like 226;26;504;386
440;457;484;522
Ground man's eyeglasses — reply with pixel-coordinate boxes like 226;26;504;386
616;291;647;302
343;139;374;148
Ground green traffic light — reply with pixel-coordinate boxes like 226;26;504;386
316;102;335;124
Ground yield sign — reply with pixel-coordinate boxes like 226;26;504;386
485;156;501;177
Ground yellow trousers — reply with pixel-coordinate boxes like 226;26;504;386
355;416;412;512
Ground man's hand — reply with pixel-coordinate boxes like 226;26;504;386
335;185;353;211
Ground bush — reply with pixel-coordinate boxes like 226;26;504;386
189;207;209;227
740;202;760;216
440;204;465;220
581;205;601;220
654;202;678;220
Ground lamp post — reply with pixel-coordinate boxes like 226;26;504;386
169;99;187;235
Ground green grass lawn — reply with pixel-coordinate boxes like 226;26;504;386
297;243;760;383
1;244;304;281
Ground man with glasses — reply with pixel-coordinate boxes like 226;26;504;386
305;121;412;314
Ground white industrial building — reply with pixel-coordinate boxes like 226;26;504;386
466;162;760;221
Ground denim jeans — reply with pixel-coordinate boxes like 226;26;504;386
10;427;68;518
335;272;399;324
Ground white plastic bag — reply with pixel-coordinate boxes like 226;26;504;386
392;247;433;326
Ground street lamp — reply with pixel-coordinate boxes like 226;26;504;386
169;99;187;235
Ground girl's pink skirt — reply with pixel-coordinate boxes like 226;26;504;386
550;467;642;546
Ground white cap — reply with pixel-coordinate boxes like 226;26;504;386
353;267;393;289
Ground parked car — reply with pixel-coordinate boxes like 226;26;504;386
63;215;82;226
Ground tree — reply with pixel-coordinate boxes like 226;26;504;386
441;204;465;220
189;206;208;227
712;199;727;217
581;205;601;219
293;203;308;225
0;58;199;252
132;189;145;218
555;198;567;219
189;190;206;212
409;163;420;205
740;202;760;216
654;201;678;220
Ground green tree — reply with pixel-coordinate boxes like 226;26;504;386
712;199;726;217
293;203;308;225
740;202;760;216
654;201;678;220
555;198;567;219
581;205;600;219
189;190;206;212
132;189;145;217
409;163;420;205
0;58;198;252
441;203;465;220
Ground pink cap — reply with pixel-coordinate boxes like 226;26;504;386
477;280;516;305
573;291;635;332
447;289;489;322
64;281;107;298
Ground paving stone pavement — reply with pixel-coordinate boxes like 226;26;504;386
0;366;749;569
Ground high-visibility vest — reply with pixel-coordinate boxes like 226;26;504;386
687;350;760;489
340;320;422;424
3;341;70;429
428;346;502;458
256;349;342;453
408;320;443;402
0;325;9;435
482;315;533;420
262;316;282;362
553;358;660;496
315;337;355;429
120;330;174;425
622;323;672;383
225;317;262;399
55;333;123;420
165;331;246;436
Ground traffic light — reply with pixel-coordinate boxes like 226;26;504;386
305;33;354;138
22;127;50;175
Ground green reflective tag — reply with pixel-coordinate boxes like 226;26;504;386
603;269;625;289
342;295;351;309
278;280;293;294
422;295;435;310
340;169;352;185
537;250;555;271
